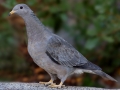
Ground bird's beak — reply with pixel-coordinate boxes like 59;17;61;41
9;10;16;16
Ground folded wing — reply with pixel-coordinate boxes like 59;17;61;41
46;35;88;67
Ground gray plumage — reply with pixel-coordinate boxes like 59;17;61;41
9;4;117;88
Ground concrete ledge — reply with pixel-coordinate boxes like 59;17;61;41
0;82;118;90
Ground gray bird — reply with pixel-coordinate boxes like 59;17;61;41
9;4;117;88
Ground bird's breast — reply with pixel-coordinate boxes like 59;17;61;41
27;41;47;59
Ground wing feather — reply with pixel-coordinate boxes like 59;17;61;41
46;35;88;67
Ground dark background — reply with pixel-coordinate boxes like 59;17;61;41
0;0;120;88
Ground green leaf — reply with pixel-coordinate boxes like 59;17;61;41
2;0;17;9
102;36;114;43
49;6;60;13
94;5;105;14
86;26;98;36
26;0;37;6
60;14;67;21
85;38;99;50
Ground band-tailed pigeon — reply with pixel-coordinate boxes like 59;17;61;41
9;4;117;88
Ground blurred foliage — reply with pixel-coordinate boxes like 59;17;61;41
0;0;119;88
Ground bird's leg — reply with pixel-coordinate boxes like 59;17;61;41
48;74;67;88
39;79;54;85
39;73;56;86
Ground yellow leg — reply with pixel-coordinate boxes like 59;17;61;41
39;79;55;85
48;81;65;88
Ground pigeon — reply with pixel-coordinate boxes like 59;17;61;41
9;4;117;88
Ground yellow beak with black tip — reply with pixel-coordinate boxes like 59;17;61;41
9;10;16;16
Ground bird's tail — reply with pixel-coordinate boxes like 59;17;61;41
93;70;117;82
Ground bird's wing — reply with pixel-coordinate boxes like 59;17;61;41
46;35;88;67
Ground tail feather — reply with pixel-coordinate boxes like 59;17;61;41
93;70;117;82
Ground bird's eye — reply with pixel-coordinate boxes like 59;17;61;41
20;6;23;9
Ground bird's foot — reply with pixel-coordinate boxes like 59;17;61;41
39;79;54;86
39;81;51;85
48;83;65;88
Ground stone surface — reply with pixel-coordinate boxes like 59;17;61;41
0;82;119;90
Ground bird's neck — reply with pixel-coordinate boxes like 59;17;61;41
22;13;46;41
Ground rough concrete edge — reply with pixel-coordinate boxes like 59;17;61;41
0;82;118;90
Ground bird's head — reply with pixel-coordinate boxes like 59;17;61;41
9;4;33;17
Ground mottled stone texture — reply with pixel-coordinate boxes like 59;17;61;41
0;82;118;90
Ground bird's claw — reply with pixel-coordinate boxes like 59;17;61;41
39;81;52;86
39;79;56;86
48;84;65;88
